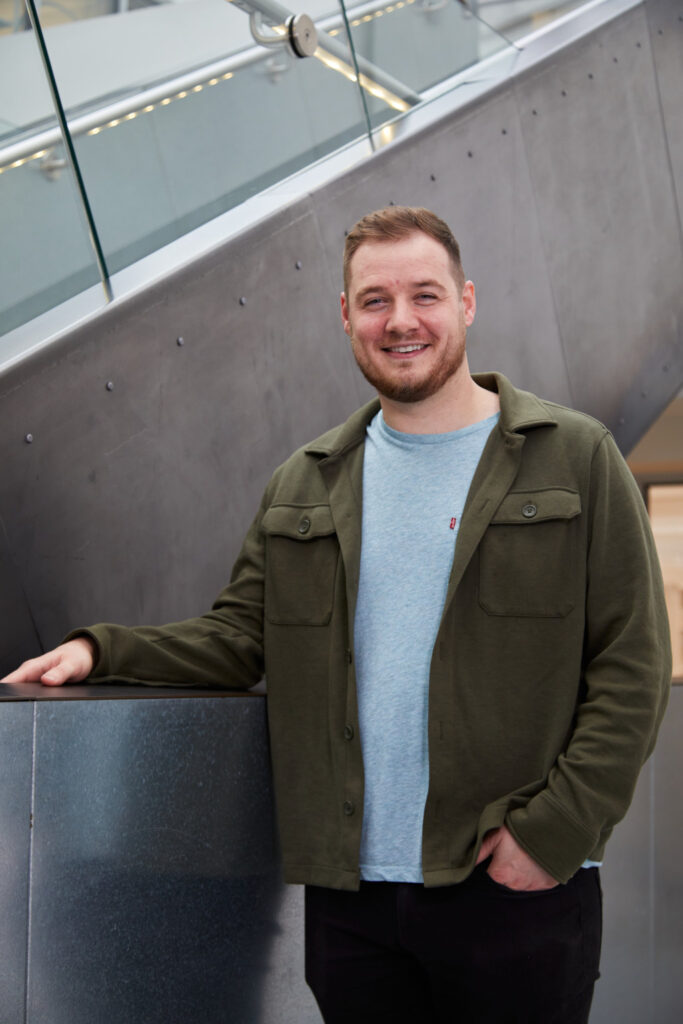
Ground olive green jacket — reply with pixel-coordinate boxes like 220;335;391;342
83;373;671;888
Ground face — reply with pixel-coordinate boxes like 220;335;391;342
340;232;476;405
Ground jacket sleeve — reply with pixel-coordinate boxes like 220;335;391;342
69;493;268;690
506;431;672;882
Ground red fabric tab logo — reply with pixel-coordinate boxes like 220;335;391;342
449;517;457;530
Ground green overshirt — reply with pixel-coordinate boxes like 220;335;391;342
80;373;672;888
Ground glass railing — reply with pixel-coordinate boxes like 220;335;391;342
0;0;593;342
475;0;588;43
341;0;510;104
0;3;106;336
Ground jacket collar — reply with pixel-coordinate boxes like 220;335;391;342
473;372;558;434
304;373;556;460
304;398;380;460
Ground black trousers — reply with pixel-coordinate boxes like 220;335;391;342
305;865;602;1024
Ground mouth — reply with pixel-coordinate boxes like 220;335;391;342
382;343;428;355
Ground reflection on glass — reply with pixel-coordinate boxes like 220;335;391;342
0;0;595;339
649;484;683;682
12;0;378;276
473;0;589;44
0;14;102;337
340;0;512;123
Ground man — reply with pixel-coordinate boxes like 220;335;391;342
4;207;671;1023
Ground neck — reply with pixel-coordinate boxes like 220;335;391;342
379;362;500;434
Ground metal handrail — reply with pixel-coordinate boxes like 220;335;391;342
0;0;421;172
1;45;274;169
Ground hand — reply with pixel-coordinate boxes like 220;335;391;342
475;825;558;891
1;637;96;687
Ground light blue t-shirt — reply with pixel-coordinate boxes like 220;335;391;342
354;410;499;882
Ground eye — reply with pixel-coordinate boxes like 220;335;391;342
363;296;385;308
416;292;437;303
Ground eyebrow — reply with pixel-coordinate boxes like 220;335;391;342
354;279;445;301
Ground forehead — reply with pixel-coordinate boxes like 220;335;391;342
347;232;455;292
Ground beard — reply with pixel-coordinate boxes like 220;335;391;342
350;333;466;404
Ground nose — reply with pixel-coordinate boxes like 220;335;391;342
386;298;419;334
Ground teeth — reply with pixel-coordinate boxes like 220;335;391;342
389;344;425;353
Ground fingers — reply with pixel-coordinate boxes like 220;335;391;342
2;654;61;685
41;660;75;686
1;638;95;687
475;827;502;865
484;826;558;891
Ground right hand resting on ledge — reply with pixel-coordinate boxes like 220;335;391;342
1;637;96;686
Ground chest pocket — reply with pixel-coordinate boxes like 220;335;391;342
262;504;339;625
478;488;581;618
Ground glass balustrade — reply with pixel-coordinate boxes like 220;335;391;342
0;0;597;342
473;1;589;44
9;0;375;281
0;3;105;336
341;0;510;112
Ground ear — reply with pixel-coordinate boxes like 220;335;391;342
462;281;476;327
340;292;352;336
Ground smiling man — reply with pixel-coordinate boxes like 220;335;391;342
341;227;476;412
3;207;671;1024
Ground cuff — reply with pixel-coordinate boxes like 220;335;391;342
506;791;598;884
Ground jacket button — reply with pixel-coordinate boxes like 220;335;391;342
522;503;537;518
343;800;355;816
344;725;354;741
297;516;311;534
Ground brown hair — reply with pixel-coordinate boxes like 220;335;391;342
343;206;465;294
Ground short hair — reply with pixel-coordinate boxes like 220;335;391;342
343;206;465;294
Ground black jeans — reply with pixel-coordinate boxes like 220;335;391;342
305;865;602;1024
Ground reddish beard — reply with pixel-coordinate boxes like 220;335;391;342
349;333;466;404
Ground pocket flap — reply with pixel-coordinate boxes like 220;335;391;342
491;488;581;525
262;504;336;540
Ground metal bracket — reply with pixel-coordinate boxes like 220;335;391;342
39;148;67;181
287;13;317;58
264;51;292;82
248;10;317;58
